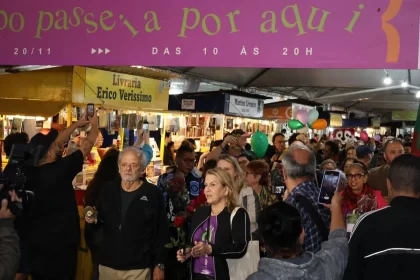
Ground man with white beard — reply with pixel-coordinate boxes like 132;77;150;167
86;147;168;280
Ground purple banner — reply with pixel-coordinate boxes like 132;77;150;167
0;0;419;68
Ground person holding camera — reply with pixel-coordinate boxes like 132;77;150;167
26;110;99;280
0;191;21;280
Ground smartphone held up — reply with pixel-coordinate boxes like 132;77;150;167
318;170;340;205
142;119;149;133
86;103;95;120
272;185;285;195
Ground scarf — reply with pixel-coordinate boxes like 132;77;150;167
342;183;375;217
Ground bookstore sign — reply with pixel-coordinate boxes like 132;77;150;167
226;95;264;118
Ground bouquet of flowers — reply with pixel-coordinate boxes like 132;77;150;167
346;194;378;239
356;193;378;215
165;176;207;249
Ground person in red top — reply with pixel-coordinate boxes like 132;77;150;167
341;161;387;217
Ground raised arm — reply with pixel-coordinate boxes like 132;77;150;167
79;110;99;158
206;135;237;161
55;111;90;147
133;129;153;166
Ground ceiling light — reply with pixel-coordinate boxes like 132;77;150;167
169;88;183;95
416;91;420;98
401;81;408;88
383;76;392;85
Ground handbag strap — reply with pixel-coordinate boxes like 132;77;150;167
295;195;329;241
229;207;253;241
230;207;240;227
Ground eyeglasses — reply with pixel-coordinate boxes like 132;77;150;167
346;173;365;180
183;158;196;164
238;160;249;165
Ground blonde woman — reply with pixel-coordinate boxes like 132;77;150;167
177;168;251;280
217;154;260;236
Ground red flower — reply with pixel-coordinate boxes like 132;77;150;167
187;205;195;214
197;193;207;205
168;177;185;193
174;216;185;228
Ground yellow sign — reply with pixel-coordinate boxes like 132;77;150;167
76;67;169;110
392;110;417;121
330;113;343;127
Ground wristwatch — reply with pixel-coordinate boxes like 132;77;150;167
156;263;165;270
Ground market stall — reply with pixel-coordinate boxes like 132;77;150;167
0;67;74;168
168;90;269;145
70;66;170;187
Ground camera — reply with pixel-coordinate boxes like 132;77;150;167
0;144;42;216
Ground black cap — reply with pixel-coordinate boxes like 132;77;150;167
230;129;251;137
29;129;59;159
356;145;373;158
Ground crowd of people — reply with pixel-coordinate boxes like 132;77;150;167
1;121;420;280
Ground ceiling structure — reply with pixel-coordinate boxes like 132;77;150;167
1;65;419;117
154;67;420;115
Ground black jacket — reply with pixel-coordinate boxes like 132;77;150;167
27;151;84;252
344;196;420;280
189;206;251;280
95;178;168;270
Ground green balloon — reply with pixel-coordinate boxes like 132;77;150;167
251;131;269;158
288;119;304;130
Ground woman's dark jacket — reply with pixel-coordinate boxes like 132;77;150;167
189;206;251;280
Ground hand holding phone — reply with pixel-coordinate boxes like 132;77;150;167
318;170;340;205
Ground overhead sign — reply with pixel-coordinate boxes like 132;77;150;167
330;113;343;127
263;106;292;121
1;0;419;68
181;99;195;110
392;110;417;121
73;67;169;110
226;95;264;118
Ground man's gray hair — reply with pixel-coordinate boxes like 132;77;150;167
282;145;316;179
118;146;148;171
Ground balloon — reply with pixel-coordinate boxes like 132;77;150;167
374;134;381;141
308;109;319;125
288;119;304;130
250;131;269;158
311;119;328;130
296;109;308;124
360;131;368;142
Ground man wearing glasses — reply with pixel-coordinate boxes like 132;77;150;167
157;144;204;280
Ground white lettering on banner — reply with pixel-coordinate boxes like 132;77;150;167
228;95;263;118
151;47;182;55
282;47;313;56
